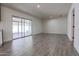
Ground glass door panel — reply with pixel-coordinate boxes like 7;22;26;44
25;20;31;36
29;21;32;35
19;22;22;38
21;19;25;37
25;23;28;36
12;22;19;39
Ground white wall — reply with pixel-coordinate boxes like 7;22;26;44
67;4;74;41
74;3;79;54
0;6;42;42
42;17;67;34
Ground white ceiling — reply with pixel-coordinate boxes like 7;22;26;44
2;3;72;19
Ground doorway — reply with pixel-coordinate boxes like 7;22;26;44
12;16;32;39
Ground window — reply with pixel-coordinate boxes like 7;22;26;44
12;16;32;39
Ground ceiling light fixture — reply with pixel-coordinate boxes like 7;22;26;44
37;4;40;8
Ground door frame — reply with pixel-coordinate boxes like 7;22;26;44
12;16;32;40
72;8;75;45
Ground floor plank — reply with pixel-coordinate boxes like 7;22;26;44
0;33;78;56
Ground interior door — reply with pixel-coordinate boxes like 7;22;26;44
74;4;79;52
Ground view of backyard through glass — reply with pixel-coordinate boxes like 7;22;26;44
12;17;32;39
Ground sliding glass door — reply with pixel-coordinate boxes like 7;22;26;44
12;16;32;39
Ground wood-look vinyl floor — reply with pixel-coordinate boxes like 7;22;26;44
0;33;79;56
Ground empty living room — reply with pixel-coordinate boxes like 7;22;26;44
0;2;79;56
